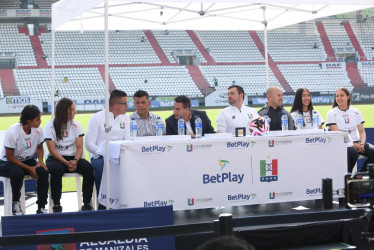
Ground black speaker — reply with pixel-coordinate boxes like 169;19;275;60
322;178;333;209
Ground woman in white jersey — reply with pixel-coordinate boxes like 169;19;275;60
326;87;374;172
45;98;94;212
0;105;49;215
290;87;324;129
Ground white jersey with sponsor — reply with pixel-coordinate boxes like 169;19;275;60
216;104;259;135
1;123;44;162
326;106;364;142
291;110;324;129
44;119;84;156
85;110;130;158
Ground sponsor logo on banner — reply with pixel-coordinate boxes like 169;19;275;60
305;137;332;144
306;187;323;196
80;239;149;250
260;156;278;182
141;145;173;154
187;144;193;152
16;9;31;16
228;193;256;202
268;139;292;147
227;141;250;149
187;197;213;206
100;194;119;205
269;191;293;199
186;143;213;152
144;199;174;207
202;158;245;184
37;228;76;249
0;9;8;16
39;9;51;16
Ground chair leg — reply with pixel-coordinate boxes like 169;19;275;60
21;179;26;214
76;176;83;210
48;175;53;212
1;177;12;216
92;182;97;210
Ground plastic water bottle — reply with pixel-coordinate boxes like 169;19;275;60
130;118;137;139
178;117;185;135
195;116;202;138
296;112;303;131
264;114;270;135
281;113;288;131
312;110;319;129
155;117;163;136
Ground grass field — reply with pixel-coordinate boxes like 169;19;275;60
1;104;373;192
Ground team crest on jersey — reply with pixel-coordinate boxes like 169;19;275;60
305;117;312;124
63;129;69;137
344;117;350;124
119;122;126;129
25;141;32;148
247;113;253;119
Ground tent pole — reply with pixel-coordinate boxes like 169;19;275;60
262;6;269;89
104;0;110;210
51;29;55;117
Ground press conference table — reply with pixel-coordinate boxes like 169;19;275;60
97;130;347;211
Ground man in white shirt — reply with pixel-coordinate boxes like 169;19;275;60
216;85;258;135
85;90;130;209
129;90;165;136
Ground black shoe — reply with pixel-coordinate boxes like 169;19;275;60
36;208;49;214
98;204;106;210
81;204;93;211
52;205;62;213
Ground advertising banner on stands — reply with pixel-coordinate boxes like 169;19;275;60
321;62;346;70
352;87;374;103
251;95;334;105
0;96;42;114
205;90;248;107
0;9;51;18
357;61;374;70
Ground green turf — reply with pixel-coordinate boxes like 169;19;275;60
1;104;373;192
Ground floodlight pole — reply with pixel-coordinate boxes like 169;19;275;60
104;0;110;210
262;6;269;90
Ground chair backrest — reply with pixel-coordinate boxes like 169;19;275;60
0;130;6;153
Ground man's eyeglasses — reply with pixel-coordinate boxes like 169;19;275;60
117;102;128;106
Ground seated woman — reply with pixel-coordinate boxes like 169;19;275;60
326;87;374;172
0;105;49;215
45;98;94;212
290;87;324;129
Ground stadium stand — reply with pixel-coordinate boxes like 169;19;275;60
33;0;56;9
350;19;374;61
109;66;204;98
152;30;207;64
39;25;161;65
0;0;21;9
0;23;37;67
199;64;283;95
322;19;353;52
278;64;353;93
359;67;374;87
195;31;264;63
256;21;327;62
13;68;105;100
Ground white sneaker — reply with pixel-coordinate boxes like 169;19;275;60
12;201;23;215
36;208;49;214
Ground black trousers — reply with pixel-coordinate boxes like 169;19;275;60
46;156;94;205
0;159;49;207
357;142;374;171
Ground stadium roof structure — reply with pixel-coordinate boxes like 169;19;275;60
52;0;374;31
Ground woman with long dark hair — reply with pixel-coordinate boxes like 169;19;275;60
45;98;94;212
0;105;49;215
290;87;324;129
326;87;374;172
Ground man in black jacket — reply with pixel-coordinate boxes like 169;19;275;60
166;95;215;137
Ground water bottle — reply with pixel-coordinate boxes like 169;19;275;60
264;114;270;135
281;113;288;131
178;117;185;135
155;117;163;136
195;116;202;138
312;110;319;129
130;118;137;139
296;112;303;131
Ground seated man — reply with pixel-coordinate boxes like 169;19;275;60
85;89;130;209
166;95;215;137
216;85;258;135
129;90;165;136
258;86;295;131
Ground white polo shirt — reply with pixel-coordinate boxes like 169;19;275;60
326;106;364;142
216;104;259;135
291;110;324;129
1;123;44;162
44;119;84;156
85;110;130;159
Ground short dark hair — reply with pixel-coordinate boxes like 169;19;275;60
228;85;245;99
20;105;41;125
174;95;191;109
109;89;127;106
196;236;255;250
134;90;149;100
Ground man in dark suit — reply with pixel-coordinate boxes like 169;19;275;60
166;95;215;137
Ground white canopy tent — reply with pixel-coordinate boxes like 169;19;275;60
51;0;374;208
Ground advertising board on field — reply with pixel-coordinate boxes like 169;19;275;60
205;90;248;107
0;96;42;114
